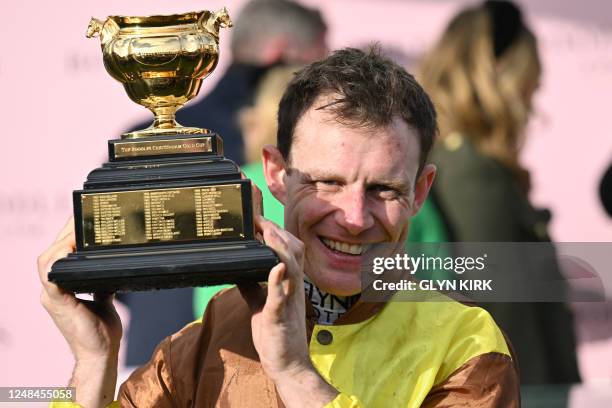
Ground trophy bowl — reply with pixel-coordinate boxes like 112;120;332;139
87;8;232;138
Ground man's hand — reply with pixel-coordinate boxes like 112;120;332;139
239;216;338;407
38;217;121;408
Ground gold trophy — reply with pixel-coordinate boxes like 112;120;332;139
49;9;278;293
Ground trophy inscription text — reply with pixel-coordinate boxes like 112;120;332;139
81;183;245;248
114;137;213;158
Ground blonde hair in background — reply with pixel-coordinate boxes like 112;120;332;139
419;5;541;192
240;65;301;163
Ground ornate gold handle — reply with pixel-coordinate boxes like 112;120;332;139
86;17;120;45
86;17;104;38
198;7;233;38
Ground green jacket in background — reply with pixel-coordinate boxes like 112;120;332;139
430;134;580;384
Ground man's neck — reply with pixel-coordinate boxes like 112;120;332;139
303;277;360;325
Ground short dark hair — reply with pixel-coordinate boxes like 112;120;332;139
277;47;437;174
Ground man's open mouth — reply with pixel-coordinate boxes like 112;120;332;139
320;237;371;255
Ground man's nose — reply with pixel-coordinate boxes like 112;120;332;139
335;189;375;235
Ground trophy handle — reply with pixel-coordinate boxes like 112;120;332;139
86;17;120;45
86;18;104;38
198;7;233;38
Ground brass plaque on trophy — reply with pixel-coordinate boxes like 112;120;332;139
112;137;214;159
80;183;246;247
49;8;278;293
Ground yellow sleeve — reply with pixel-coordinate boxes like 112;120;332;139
324;393;364;408
49;401;120;408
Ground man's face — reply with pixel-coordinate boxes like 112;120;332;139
264;97;434;296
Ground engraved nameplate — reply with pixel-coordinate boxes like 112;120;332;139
80;183;245;248
113;137;213;159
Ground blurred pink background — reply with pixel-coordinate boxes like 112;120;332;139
1;0;611;399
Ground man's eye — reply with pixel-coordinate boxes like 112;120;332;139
369;185;402;199
314;180;340;190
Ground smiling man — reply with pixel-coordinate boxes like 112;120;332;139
40;48;519;408
272;106;419;297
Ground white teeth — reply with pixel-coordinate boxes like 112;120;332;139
322;238;370;255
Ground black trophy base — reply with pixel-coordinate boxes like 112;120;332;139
49;241;278;293
50;131;278;293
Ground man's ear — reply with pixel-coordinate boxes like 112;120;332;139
411;164;436;216
262;144;288;205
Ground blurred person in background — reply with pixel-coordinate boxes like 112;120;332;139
128;0;326;166
120;0;328;369
193;65;299;316
419;0;581;384
240;65;302;185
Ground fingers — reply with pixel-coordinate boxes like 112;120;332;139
251;182;263;217
251;216;305;321
254;214;267;243
259;219;303;268
256;216;288;242
255;214;281;235
260;224;305;309
38;234;75;282
254;214;279;244
261;221;289;258
38;221;77;303
265;263;289;317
